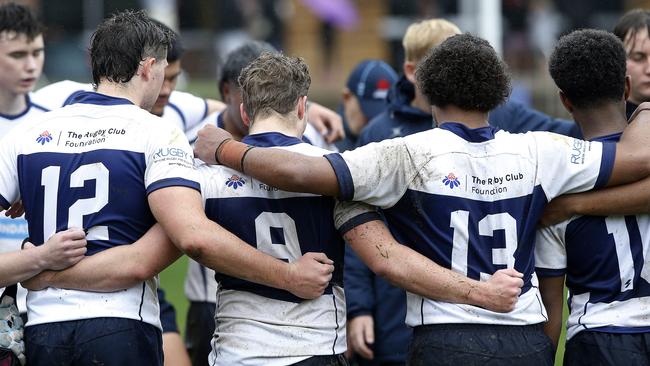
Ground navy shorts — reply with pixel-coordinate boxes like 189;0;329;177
564;331;650;366
407;323;554;366
157;288;179;334
25;317;162;366
185;301;216;366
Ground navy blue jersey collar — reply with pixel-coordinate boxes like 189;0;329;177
67;91;134;106
0;94;32;120
592;132;622;143
438;122;499;142
242;132;303;147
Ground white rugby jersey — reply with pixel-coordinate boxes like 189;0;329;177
327;122;614;327
536;132;650;340
0;91;199;329
32;81;209;142
201;132;346;365
0;94;49;314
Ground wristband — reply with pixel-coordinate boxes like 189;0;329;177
214;138;233;165
240;146;256;175
218;140;253;172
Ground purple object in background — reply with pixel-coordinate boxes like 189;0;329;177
301;0;359;30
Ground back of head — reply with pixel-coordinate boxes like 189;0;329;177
218;40;277;97
345;59;398;120
149;18;183;63
402;18;461;63
613;9;650;46
549;29;626;109
239;52;311;122
416;33;510;112
0;2;43;40
90;9;171;86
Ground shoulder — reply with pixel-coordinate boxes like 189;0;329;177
32;80;92;109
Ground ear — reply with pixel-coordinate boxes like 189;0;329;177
297;96;307;120
559;90;574;114
342;88;352;102
403;61;417;83
624;75;631;101
139;57;156;80
240;103;251;128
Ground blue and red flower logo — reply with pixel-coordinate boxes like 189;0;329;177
225;175;245;189
442;173;460;189
36;131;52;145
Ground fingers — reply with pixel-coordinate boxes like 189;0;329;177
498;268;524;278
307;252;334;265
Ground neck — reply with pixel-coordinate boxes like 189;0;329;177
96;81;141;107
573;102;627;140
434;105;489;129
411;87;433;114
0;90;28;115
222;109;246;141
249;113;303;138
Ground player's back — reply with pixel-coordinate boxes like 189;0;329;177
199;132;345;366
335;122;613;327
0;91;198;329
536;132;650;340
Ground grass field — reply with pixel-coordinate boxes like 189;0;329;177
159;257;569;365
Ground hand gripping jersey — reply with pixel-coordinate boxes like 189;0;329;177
32;81;209;142
0;91;199;328
200;132;346;366
536;132;650;340
329;122;614;327
0;94;49;314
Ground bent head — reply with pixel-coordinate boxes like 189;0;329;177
0;3;44;96
150;18;184;116
90;10;170;110
549;29;627;112
416;33;510;113
218;41;277;135
614;9;650;104
238;52;311;134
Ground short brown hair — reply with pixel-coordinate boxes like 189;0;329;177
403;19;461;63
238;52;311;122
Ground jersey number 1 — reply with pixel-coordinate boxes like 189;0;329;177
41;163;109;241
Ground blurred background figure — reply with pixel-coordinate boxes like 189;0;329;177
336;59;397;151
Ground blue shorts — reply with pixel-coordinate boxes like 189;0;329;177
564;331;650;366
407;323;553;366
25;317;162;366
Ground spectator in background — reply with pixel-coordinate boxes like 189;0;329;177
336;60;397;152
613;8;650;119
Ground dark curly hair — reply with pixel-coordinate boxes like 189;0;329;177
548;29;626;109
0;2;43;41
416;33;510;112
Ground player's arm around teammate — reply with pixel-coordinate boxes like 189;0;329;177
20;224;178;291
0;228;86;287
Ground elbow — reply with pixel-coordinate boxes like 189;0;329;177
370;258;394;280
175;234;207;262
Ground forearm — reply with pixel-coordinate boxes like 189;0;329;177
0;246;48;287
180;218;292;290
218;140;340;197
344;220;489;307
610;106;650;186
566;176;650;216
539;276;565;348
45;224;181;292
206;98;226;115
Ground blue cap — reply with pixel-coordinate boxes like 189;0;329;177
345;60;398;120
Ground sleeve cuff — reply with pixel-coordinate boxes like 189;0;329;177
324;153;354;200
347;309;372;319
146;178;201;195
338;212;383;236
202;99;209;120
535;267;566;278
594;141;616;189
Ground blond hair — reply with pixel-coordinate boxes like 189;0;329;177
402;19;461;63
